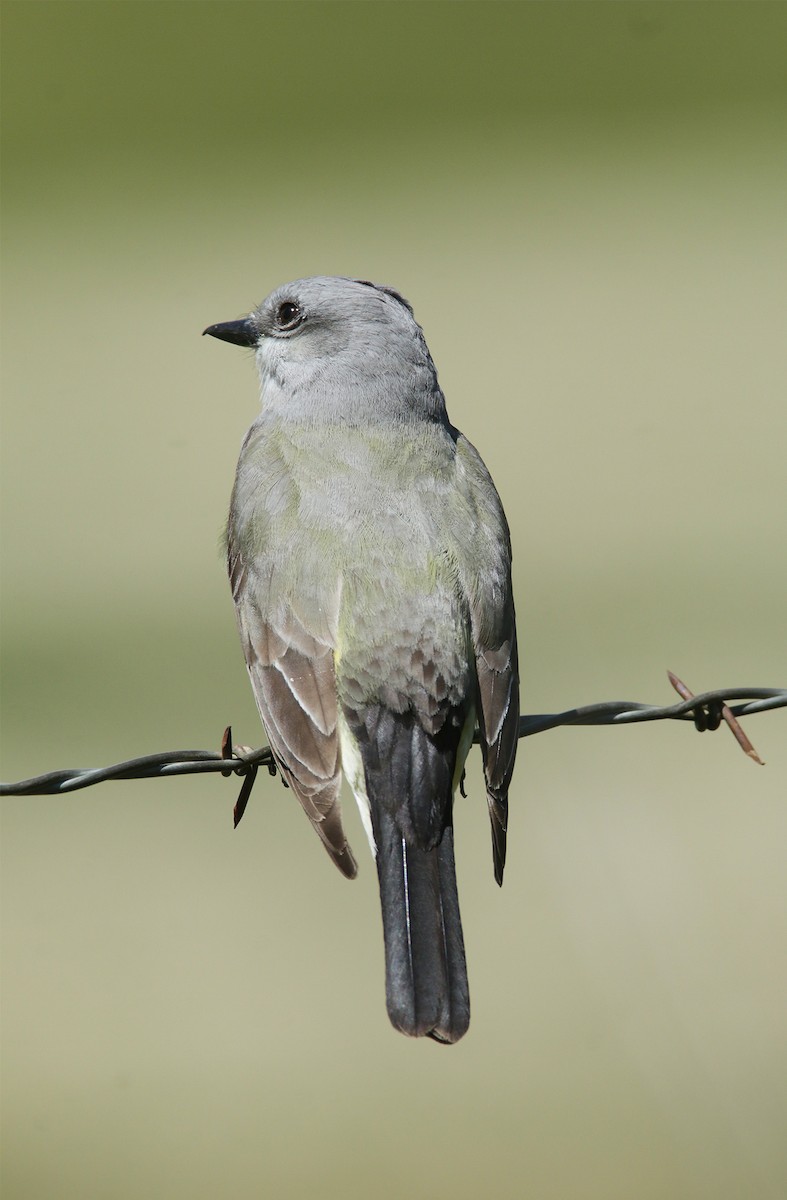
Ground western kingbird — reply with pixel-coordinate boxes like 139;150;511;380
204;276;519;1042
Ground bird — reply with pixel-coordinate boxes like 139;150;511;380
204;276;519;1043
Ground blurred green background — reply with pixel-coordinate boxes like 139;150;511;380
2;3;786;1198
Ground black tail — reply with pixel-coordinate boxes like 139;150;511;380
373;807;470;1044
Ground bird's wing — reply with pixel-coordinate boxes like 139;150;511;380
474;609;519;886
229;539;357;880
455;434;520;886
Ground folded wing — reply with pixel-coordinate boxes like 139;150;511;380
229;539;357;880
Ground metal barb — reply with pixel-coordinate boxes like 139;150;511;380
667;671;765;765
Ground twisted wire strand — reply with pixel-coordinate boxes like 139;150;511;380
2;686;783;797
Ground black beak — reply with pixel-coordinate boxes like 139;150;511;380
202;317;258;347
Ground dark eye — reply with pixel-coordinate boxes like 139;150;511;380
275;300;303;330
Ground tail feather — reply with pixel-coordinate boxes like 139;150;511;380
373;807;469;1044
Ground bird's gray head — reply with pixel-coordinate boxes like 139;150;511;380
204;276;448;426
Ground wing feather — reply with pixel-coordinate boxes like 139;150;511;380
232;544;357;880
454;434;520;886
475;621;519;885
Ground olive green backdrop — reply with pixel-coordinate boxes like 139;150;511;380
2;3;786;1198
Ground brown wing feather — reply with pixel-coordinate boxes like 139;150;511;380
454;434;520;887
475;618;519;885
229;540;357;880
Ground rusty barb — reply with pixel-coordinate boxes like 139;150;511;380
665;671;765;765
1;678;784;825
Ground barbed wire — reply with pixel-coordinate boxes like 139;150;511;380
2;677;784;814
